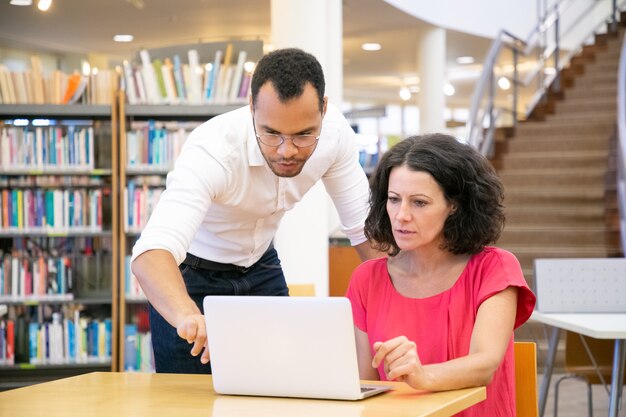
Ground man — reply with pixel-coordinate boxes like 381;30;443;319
131;48;376;374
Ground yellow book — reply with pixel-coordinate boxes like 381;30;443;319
30;55;45;104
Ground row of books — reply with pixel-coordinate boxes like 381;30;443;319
124;183;164;233
123;45;253;105
0;175;105;188
0;125;95;172
126;120;197;170
0;253;73;301
0;310;112;366
0;188;104;232
124;324;154;372
0;319;14;365
0;57;117;106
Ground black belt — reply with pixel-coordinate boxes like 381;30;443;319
182;253;252;273
182;244;274;274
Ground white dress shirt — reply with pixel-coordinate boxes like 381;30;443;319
131;103;370;267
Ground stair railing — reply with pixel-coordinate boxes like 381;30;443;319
466;0;625;157
617;32;626;254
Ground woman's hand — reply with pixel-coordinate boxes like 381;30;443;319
372;336;427;389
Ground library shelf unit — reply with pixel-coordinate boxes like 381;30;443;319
0;101;120;389
117;93;242;372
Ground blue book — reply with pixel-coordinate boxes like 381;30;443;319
124;324;138;371
147;120;155;165
172;55;187;100
67;319;75;360
67;125;75;166
104;319;112;357
28;322;38;362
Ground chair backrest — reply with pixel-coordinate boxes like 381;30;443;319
287;283;316;297
515;341;539;417
534;258;626;313
564;331;625;384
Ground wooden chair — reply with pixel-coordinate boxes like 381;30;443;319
515;341;539;417
287;283;315;296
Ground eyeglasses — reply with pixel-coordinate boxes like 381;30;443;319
252;117;320;148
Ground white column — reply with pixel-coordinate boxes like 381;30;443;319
270;0;342;296
418;26;446;133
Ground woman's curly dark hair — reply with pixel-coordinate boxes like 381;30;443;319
251;48;325;112
365;133;505;256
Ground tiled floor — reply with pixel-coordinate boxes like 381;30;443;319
539;373;625;417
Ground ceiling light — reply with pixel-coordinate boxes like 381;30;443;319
37;0;51;11
399;87;411;101
10;0;32;5
362;43;381;51
498;76;511;90
443;83;455;96
243;61;256;73
456;56;475;65
113;34;134;43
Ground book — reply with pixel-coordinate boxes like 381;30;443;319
139;49;161;104
62;73;83;104
187;49;202;104
229;50;247;102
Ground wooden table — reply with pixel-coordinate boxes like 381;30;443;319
0;372;486;417
531;311;626;417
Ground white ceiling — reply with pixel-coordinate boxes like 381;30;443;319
0;0;497;106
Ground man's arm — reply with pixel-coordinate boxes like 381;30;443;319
131;249;209;363
354;240;385;262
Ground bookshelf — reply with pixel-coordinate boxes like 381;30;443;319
0;101;120;388
117;95;245;372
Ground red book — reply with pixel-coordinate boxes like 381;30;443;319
6;320;14;364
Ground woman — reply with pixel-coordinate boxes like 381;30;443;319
346;134;536;416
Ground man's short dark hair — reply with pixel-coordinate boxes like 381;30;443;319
365;133;505;256
251;48;325;111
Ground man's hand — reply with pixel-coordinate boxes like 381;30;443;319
177;314;210;364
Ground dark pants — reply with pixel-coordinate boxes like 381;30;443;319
149;246;288;374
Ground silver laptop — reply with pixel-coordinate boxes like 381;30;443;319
203;296;392;400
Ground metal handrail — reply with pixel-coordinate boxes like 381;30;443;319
617;32;626;254
466;0;624;156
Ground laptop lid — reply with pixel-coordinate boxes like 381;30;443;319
203;296;391;400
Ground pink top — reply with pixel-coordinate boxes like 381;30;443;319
346;246;536;417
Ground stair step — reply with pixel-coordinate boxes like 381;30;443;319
571;75;618;87
555;100;616;114
499;225;617;246
510;131;612;147
500;167;607;186
505;206;606;225
504;186;605;204
565;84;617;99
498;150;608;169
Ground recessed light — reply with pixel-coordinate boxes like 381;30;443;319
456;56;475;65
362;43;381;51
37;0;51;11
498;76;511;90
443;83;455;96
10;0;32;5
243;61;256;73
113;34;134;43
398;87;411;101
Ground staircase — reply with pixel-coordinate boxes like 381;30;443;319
491;28;624;368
